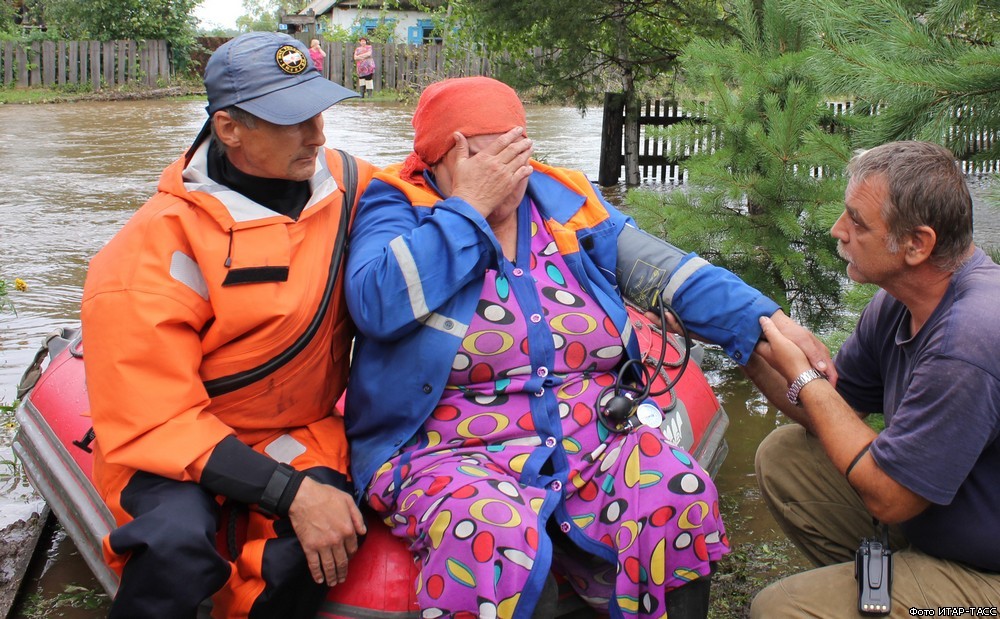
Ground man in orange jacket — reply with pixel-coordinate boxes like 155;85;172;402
81;32;376;618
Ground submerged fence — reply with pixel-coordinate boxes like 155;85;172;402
600;95;1000;185
0;40;171;89
598;96;710;185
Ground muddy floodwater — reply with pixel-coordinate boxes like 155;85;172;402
1;99;998;617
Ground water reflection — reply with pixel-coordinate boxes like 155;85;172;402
0;99;997;616
0;100;611;403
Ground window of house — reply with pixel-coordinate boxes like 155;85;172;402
419;19;441;44
358;17;396;42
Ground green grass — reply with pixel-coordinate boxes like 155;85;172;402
18;585;109;618
0;78;205;105
0;85;94;104
709;493;804;618
865;413;886;432
0;279;10;313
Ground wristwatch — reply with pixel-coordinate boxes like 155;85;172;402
786;368;826;406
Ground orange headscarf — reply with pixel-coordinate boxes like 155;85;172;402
399;77;527;185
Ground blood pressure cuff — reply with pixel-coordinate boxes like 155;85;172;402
616;226;705;310
615;225;780;364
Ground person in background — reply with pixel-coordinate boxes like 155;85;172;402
343;76;835;618
81;32;377;618
309;38;327;73
353;36;375;98
748;141;1000;617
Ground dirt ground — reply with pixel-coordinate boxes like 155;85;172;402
0;509;48;618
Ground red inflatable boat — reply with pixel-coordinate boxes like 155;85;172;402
12;306;729;617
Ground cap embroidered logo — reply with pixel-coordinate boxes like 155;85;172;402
275;45;307;74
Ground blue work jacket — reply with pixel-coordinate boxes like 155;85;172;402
344;162;778;499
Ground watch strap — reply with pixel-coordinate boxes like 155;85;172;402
786;368;825;406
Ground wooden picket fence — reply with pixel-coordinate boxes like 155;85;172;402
598;95;707;185
0;39;170;89
309;41;492;92
0;38;486;93
600;96;1000;185
635;98;713;185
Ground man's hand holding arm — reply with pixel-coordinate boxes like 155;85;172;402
755;316;930;524
200;436;367;586
763;310;837;386
288;477;366;587
614;226;835;372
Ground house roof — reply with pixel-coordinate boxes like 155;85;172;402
301;0;445;15
301;0;336;15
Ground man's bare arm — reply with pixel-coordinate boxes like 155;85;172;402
755;316;930;523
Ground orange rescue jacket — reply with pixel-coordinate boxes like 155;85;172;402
81;144;375;498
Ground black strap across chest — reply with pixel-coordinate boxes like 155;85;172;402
203;150;358;398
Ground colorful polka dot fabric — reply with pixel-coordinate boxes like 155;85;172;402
367;201;728;618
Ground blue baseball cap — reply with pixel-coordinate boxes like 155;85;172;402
204;32;357;125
